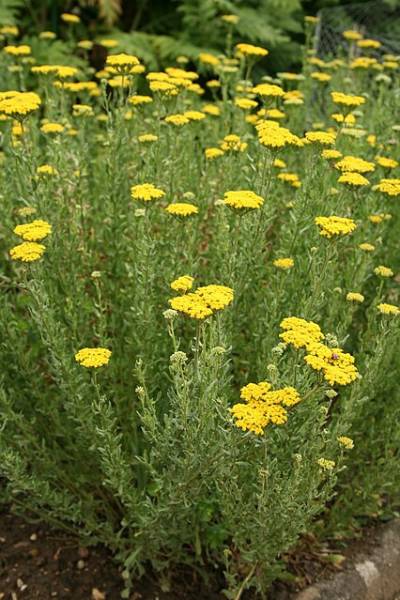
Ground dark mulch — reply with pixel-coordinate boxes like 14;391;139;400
0;505;389;600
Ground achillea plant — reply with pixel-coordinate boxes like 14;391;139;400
0;15;399;599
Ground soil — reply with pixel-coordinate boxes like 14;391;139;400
0;506;388;600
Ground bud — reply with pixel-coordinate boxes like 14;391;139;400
325;389;337;399
91;270;102;279
210;346;226;356
163;309;178;320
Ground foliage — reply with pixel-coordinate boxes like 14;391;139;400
0;13;400;598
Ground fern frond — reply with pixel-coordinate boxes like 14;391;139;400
84;0;122;26
0;0;25;25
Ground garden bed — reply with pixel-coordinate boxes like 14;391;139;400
2;506;400;600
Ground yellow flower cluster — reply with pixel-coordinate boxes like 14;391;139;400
279;316;324;348
13;220;52;242
317;458;335;470
220;134;247;152
376;157;398;169
205;147;224;160
230;380;301;435
346;292;364;303
0;91;41;117
252;83;284;97
374;178;400;196
274;258;294;270
331;91;366;107
129;95;153;106
169;284;233;319
338;172;369;186
40;122;65;134
256;120;302;149
9;242;46;262
305;343;358;385
32;65;78;78
322;149;342;160
170;276;194;293
305;131;336;146
338;436;354;449
222;190;264;211
374;265;394;278
131;183;165;202
236;43;268;57
165;203;198;217
377;303;400;316
315;216;357;238
75;347;111;368
335;156;375;173
106;53;140;73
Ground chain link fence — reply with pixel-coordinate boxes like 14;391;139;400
315;1;400;58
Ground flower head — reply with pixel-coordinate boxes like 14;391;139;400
13;220;52;242
374;265;393;278
170;276;194;293
165;203;198;217
315;216;357;238
274;258;294;270
377;303;400;316
10;242;46;262
236;43;268;58
131;183;165;202
223;190;264;211
75;347;111;368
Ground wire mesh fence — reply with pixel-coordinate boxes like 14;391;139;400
315;1;400;58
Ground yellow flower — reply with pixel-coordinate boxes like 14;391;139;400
98;39;119;49
305;131;336;146
311;72;331;82
40;122;65;134
183;110;206;121
10;242;46;262
4;44;31;56
368;213;391;224
198;53;220;66
14;220;52;242
305;343;358;386
317;458;335;470
37;164;58;176
39;31;56;40
169;284;233;319
277;173;301;187
331;113;356;125
202;103;220;116
170;276;194;293
335;156;375;173
17;207;37;217
165;114;189;126
0;91;41;118
222;190;264;211
273;158;287;168
338;436;354;449
205;147;224;160
376;157;398;169
342;30;362;41
78;40;93;50
338;172;369;187
128;95;153;106
131;183;165;202
73;104;93;117
138;134;158;143
351;57;377;69
315;216;357;238
331;91;365;107
279;317;324;349
374;265;393;278
257;121;302;149
234;98;258;110
165;203;198;217
374;178;400;196
274;258;294;270
230;380;301;435
357;38;381;49
359;243;375;252
346;292;364;303
252;83;284;97
377;303;400;316
220;134;247;152
0;25;19;36
221;14;239;25
75;348;111;368
236;43;268;57
322;149;342;160
61;13;80;24
106;53;140;73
